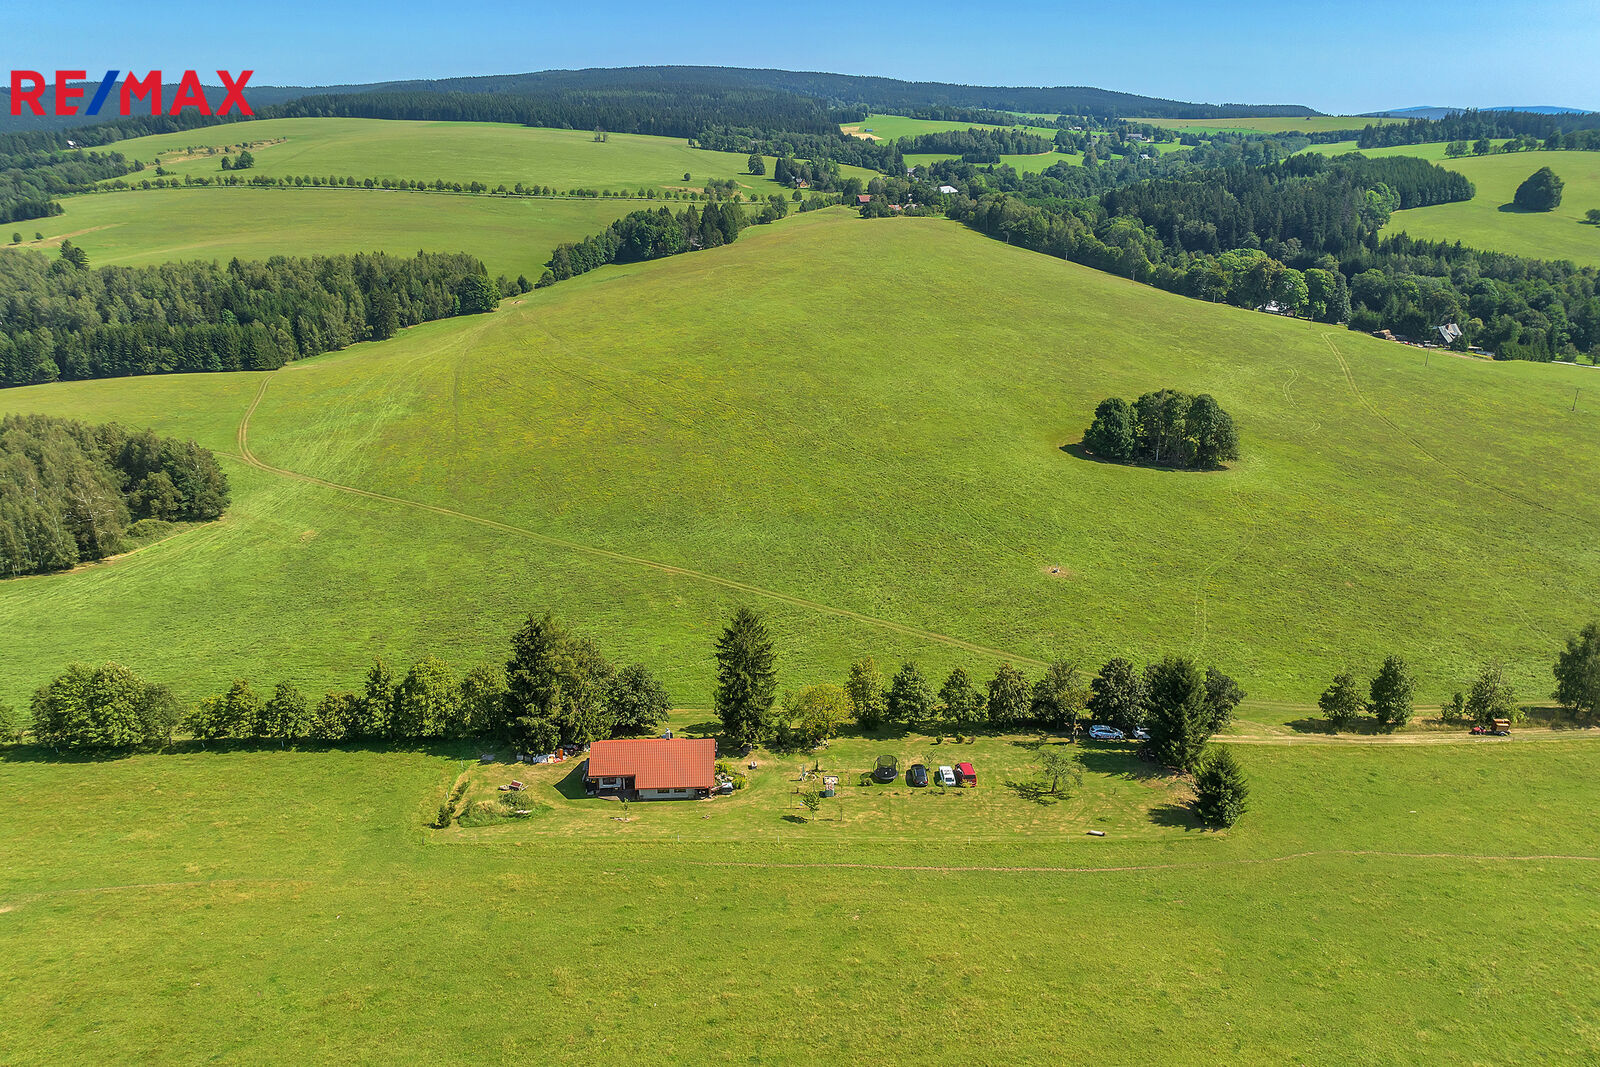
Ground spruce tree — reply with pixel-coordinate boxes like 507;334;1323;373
1192;746;1249;827
713;607;777;747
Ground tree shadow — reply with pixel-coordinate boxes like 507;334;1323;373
1058;441;1228;473
1497;202;1539;213
1004;778;1060;805
1076;745;1167;782
780;814;810;825
1149;803;1202;830
0;737;483;765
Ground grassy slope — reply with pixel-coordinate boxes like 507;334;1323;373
2;727;1598;1063
842;113;1059;140
1;211;1595;714
5;187;643;280
93;116;874;193
1384;150;1600;266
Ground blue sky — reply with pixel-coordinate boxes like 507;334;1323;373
8;0;1597;115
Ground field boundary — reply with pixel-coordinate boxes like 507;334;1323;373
236;375;1048;666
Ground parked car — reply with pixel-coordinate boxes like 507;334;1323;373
873;754;899;782
1132;727;1150;741
907;763;928;787
935;765;957;787
1088;725;1125;741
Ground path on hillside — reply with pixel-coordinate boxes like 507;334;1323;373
1320;332;1573;520
1217;726;1600;746
235;374;1048;667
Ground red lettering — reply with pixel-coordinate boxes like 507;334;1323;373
216;70;252;116
54;70;86;116
122;70;162;115
9;70;45;115
168;70;211;115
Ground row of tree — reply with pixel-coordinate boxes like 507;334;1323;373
538;202;747;287
1353;109;1600;150
1318;625;1600;732
0;414;229;577
1082;391;1240;469
0;244;498;387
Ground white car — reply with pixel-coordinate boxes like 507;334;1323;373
935;765;957;787
1132;727;1150;741
1088;725;1125;741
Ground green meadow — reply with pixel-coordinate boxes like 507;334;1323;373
3;721;1598;1063
842;112;1060;141
1384;149;1600;266
93;116;873;194
8;186;642;280
2;211;1595;714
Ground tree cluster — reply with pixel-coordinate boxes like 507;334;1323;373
539;202;746;287
0;414;228;576
0;245;496;387
1512;167;1563;212
0;145;138;223
1083;391;1239;469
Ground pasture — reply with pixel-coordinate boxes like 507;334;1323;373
1384;149;1600;266
842;112;1059;141
1;211;1595;714
6;187;643;281
2;725;1598;1062
90;116;874;194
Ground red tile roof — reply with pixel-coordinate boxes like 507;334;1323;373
586;738;716;790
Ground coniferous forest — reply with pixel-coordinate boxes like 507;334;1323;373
0;246;498;386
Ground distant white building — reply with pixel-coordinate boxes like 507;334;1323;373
938;184;959;194
1435;322;1463;345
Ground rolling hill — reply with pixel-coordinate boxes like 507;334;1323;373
1;209;1594;714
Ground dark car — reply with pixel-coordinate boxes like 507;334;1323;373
873;754;898;782
907;763;928;788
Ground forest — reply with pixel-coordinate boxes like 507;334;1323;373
0;413;229;577
0;246;498;386
940;151;1600;359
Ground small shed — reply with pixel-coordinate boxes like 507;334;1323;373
955;762;977;787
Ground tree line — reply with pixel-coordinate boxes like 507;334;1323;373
1083;391;1240;469
1353;109;1600;150
0;414;229;577
0;244;498;387
538;201;748;287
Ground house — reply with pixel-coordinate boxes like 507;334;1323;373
583;738;716;801
955;762;977;787
857;194;872;205
1435;322;1463;345
938;184;959;194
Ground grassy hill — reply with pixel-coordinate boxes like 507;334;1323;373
1383;150;1600;266
1;210;1594;714
6;187;643;281
90;117;872;194
3;718;1598;1062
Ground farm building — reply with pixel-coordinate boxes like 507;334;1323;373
938;184;959;194
583;738;716;801
857;194;873;205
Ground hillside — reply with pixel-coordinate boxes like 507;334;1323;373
1384;149;1600;266
1;210;1594;712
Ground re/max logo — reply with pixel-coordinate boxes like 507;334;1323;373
8;70;253;117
